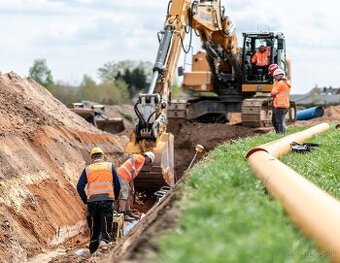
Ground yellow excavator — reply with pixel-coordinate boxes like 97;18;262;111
125;0;295;192
173;31;295;126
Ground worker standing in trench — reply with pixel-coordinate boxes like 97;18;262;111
117;151;155;222
77;147;121;254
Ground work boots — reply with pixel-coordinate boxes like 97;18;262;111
98;241;110;253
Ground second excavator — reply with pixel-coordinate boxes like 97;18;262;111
124;0;296;193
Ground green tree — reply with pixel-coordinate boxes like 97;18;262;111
29;58;55;91
98;60;152;100
98;80;130;105
77;75;98;102
52;81;77;105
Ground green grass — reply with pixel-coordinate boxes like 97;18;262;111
151;125;339;263
280;126;340;198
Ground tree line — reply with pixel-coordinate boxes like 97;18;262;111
28;59;155;105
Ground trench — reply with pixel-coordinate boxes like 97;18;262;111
28;120;266;263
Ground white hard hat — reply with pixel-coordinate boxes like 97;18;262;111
273;68;285;77
144;151;155;164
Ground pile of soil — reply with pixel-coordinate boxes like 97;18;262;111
292;105;340;127
0;72;128;262
0;72;100;136
1;71;337;263
169;115;265;177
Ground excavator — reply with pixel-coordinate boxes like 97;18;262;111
172;32;296;126
125;0;295;193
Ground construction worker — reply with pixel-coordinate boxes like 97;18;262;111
77;147;121;254
118;151;155;222
251;45;271;78
271;68;291;134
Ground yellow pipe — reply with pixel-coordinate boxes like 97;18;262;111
246;123;340;261
246;122;330;158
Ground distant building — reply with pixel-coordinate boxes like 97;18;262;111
291;86;340;107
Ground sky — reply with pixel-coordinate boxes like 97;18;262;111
0;0;339;94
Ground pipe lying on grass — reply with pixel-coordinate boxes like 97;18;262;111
246;123;340;261
296;106;324;120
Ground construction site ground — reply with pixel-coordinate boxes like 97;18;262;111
0;72;339;263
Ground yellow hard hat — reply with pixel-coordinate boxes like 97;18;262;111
90;147;104;158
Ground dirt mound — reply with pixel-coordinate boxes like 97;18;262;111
0;72;100;136
323;105;340;119
0;72;128;262
292;105;340;127
168;119;265;178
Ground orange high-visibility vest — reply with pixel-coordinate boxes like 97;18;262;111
271;79;291;109
85;161;114;199
118;154;145;182
251;48;271;66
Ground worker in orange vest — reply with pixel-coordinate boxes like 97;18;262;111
118;151;155;222
251;45;271;78
271;68;291;134
77;147;121;254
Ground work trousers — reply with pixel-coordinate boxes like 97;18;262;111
87;200;113;253
272;107;288;134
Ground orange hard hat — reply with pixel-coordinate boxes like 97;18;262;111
268;64;279;75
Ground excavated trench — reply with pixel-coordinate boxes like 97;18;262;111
2;72;339;263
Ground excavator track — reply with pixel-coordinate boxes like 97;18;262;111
241;98;296;128
169;98;296;128
168;98;229;123
241;98;273;127
168;99;187;120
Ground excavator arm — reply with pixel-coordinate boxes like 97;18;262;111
125;0;192;189
125;0;239;190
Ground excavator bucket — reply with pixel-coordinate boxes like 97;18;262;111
125;132;175;193
68;103;126;134
96;118;125;134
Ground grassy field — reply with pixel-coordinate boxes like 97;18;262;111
152;124;339;263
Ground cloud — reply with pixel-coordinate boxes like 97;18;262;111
0;0;339;94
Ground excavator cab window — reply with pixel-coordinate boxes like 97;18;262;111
242;34;278;84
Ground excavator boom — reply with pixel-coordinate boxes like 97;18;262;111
125;0;296;193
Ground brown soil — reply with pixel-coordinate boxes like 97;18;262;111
101;108;340;263
169;116;265;178
0;72;128;262
292;105;340;127
1;71;339;263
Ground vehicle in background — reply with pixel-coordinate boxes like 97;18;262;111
68;101;125;134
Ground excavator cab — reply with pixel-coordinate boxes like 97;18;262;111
240;32;296;127
242;32;288;91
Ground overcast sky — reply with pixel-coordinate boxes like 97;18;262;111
0;0;339;94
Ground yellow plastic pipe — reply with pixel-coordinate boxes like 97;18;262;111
246;123;340;261
246;122;330;158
